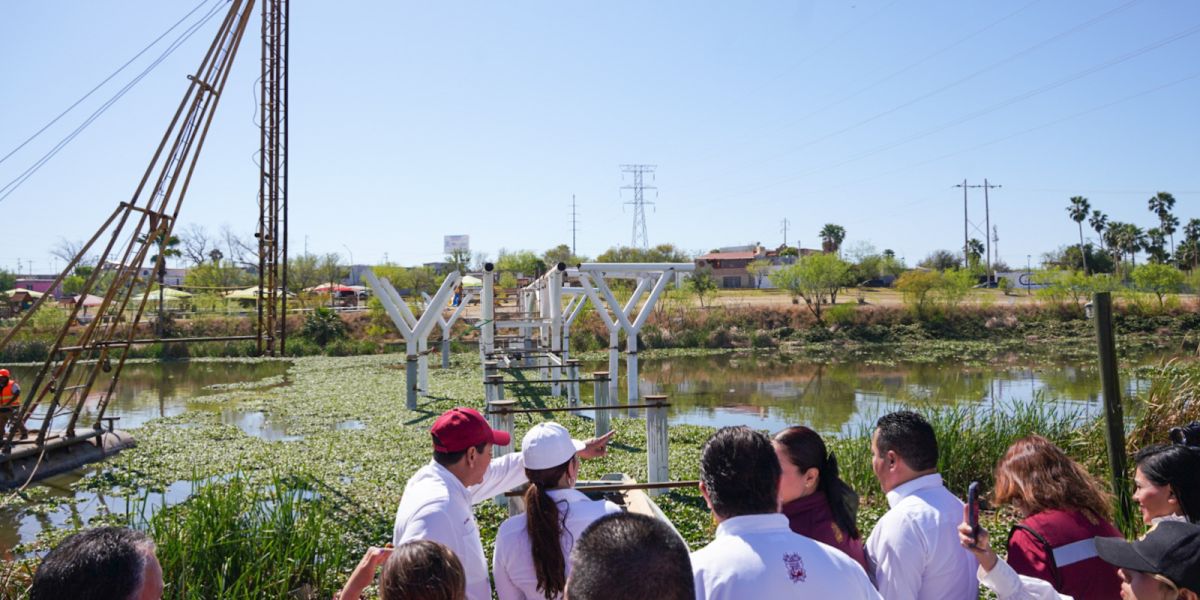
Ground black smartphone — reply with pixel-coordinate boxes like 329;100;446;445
967;481;981;543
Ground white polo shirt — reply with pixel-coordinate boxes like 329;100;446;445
492;488;621;600
865;473;979;600
691;513;881;600
392;453;528;600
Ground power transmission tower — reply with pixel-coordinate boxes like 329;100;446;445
780;218;790;247
571;194;579;256
620;164;656;250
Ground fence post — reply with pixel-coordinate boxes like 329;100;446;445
645;395;669;497
593;372;611;439
441;337;451;369
1093;292;1136;535
566;360;581;407
405;354;418;409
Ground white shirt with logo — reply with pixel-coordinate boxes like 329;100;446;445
492;488;621;600
691;513;881;600
866;473;980;600
392;454;527;600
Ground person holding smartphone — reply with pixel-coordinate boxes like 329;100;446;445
986;435;1124;599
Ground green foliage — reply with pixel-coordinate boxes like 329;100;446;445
819;223;846;254
287;253;324;293
896;269;974;317
826;303;857;326
61;274;87;296
300;307;348;347
542;244;588;267
184;261;254;292
1131;263;1184;309
133;472;353;600
595;244;691;263
686;267;718;308
0;268;15;292
918;249;963;271
769;253;851;324
745;259;772;288
895;270;941;317
496;249;545;277
498;272;518;289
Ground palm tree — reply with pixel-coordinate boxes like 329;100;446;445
1148;191;1177;253
1163;213;1180;257
1089;209;1109;264
819;224;846;255
1066;197;1091;274
1145;228;1169;264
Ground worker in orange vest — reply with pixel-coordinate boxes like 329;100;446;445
0;369;27;438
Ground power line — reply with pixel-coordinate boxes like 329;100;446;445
0;0;218;168
686;0;1148;199
620;165;657;250
0;0;226;204
697;22;1200;209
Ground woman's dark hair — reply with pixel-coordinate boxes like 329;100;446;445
1135;442;1200;523
523;457;576;599
379;540;466;600
774;426;861;540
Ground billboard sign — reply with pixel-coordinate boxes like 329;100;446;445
443;235;470;254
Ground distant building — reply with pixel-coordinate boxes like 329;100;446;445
695;244;823;289
14;277;62;298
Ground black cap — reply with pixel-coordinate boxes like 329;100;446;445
1095;521;1200;591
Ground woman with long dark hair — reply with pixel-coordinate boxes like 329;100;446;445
493;423;620;600
772;426;868;572
1133;442;1200;526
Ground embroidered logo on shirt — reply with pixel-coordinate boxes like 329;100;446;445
783;553;807;583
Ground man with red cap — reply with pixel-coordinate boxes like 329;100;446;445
0;369;26;439
392;407;613;600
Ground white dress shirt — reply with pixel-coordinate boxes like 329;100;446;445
393;453;528;600
691;513;881;600
866;473;979;600
978;560;1073;600
492;488;621;600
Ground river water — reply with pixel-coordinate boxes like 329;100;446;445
0;351;1181;555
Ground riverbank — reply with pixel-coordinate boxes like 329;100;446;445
0;350;1196;597
4;295;1197;364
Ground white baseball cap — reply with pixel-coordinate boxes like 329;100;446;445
521;422;586;470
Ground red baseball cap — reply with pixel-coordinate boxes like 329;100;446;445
430;407;511;452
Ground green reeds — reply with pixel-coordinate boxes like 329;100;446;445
129;472;355;600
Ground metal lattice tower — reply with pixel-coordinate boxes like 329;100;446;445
620;164;656;250
257;0;288;356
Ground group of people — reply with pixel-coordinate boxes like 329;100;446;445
23;404;1200;600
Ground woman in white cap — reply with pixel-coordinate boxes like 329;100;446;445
493;422;621;600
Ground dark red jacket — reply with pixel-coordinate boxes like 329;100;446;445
781;493;869;573
1007;508;1123;600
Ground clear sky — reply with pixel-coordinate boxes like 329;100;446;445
2;0;1197;274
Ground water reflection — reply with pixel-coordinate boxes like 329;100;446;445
590;352;1169;435
7;361;290;430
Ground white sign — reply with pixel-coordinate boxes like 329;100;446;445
443;235;470;254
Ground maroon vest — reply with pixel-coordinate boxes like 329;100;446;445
1007;509;1123;600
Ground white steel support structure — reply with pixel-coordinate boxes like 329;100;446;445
573;262;694;407
423;290;476;369
481;263;495;359
364;270;461;408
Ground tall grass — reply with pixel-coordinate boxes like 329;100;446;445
830;400;1087;505
130;472;356;600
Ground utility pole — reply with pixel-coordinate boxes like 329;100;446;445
571;194;579;257
992;225;999;272
980;179;1001;285
954;180;969;267
620;164;657;250
780;218;790;247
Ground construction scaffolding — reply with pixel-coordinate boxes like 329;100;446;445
0;0;288;487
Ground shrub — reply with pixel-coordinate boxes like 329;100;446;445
300;308;347;347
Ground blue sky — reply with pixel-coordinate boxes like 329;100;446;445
2;0;1197;274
